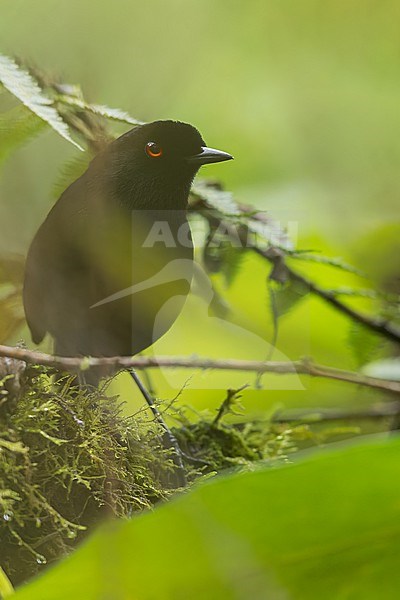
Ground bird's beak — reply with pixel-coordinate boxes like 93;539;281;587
186;146;233;165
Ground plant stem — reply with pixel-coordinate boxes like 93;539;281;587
129;369;186;487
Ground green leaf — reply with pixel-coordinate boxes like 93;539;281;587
13;438;400;599
86;103;142;125
269;276;309;319
192;180;241;216
348;322;383;367
0;106;46;164
246;212;294;251
203;234;245;286
0;566;14;599
0;55;83;151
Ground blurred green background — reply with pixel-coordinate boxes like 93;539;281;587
1;0;399;416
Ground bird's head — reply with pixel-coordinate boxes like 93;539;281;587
102;120;232;208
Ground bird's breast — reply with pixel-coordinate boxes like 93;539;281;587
85;206;194;355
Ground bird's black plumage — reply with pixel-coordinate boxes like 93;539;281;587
23;120;232;365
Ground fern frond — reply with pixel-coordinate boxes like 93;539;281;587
287;252;365;277
191;180;241;217
56;94;143;126
88;103;143;125
0;54;83;150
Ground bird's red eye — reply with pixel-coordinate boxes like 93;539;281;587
145;142;163;158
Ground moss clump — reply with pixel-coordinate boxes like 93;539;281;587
175;419;299;479
0;363;171;585
175;421;261;473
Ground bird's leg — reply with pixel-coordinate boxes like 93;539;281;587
128;369;187;487
138;361;156;398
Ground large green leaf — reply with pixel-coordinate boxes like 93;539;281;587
13;438;400;599
0;567;13;599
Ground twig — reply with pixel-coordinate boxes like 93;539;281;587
0;345;399;394
213;385;248;425
191;198;400;345
259;246;400;345
129;369;186;487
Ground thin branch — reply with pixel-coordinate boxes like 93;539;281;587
0;344;399;394
264;247;400;345
129;369;186;487
213;385;248;425
191;197;400;345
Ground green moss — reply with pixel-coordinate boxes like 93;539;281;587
174;419;301;479
0;364;170;585
175;421;261;474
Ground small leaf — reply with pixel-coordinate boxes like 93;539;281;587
0;54;83;150
0;566;14;599
348;322;383;367
203;230;245;287
191;181;293;250
267;276;309;354
191;180;241;216
247;213;293;251
268;276;309;319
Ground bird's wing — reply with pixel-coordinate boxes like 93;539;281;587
23;176;91;346
23;233;50;344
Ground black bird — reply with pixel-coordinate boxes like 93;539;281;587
23;121;232;374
